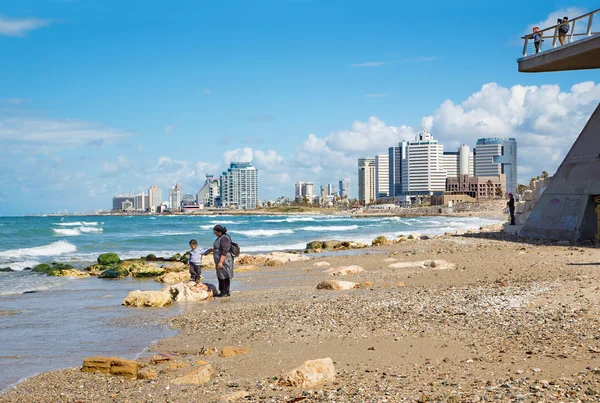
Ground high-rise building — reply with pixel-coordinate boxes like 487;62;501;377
302;182;314;201
197;175;221;207
375;154;389;199
112;196;135;211
402;131;447;194
358;158;376;204
295;182;304;199
148;186;162;209
326;183;336;196
388;142;407;197
169;183;182;211
134;193;147;211
475;138;517;195
320;185;327;200
339;179;351;198
221;162;258;209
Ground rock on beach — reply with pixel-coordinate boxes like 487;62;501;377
169;282;215;302
278;357;336;388
324;265;365;276
316;280;359;290
219;346;252;358
388;259;456;270
155;271;190;284
82;356;137;379
172;364;214;385
121;290;172;307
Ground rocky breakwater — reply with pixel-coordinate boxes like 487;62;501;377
84;252;187;279
32;263;89;278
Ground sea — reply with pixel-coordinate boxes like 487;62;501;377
0;214;501;391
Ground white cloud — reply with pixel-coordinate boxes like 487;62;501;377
525;7;584;34
223;147;253;164
0;16;50;37
164;125;175;135
326;116;415;153
350;62;384;67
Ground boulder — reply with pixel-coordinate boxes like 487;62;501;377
237;254;269;265
54;269;89;278
219;391;251;402
82;356;137;379
313;262;331;267
159;260;188;272
155;271;191;284
264;259;284;267
202;255;216;269
316;280;359;290
219;346;252;358
169;282;214;302
278;357;336;388
172;364;214;385
324;265;364;276
0;267;14;272
151;353;176;364
98;266;130;279
84;263;109;276
407;233;421;240
137;369;158;380
122;290;172;307
388;260;456;271
371;236;390;246
234;265;259;273
269;252;310;263
145;254;157;260
123;260;166;278
97;253;121;265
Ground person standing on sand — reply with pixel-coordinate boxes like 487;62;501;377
507;193;515;225
208;224;234;297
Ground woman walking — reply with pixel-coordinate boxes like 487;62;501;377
210;224;234;297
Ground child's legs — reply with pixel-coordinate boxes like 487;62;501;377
189;263;201;281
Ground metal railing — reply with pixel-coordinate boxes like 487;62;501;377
522;8;600;57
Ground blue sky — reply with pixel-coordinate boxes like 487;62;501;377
1;0;599;215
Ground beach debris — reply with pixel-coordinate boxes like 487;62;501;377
278;357;336;388
172;363;214;385
82;356;138;379
235;265;259;273
97;252;121;265
371;236;390;246
324;265;365;276
169;282;215;302
121;290;172;307
219;346;252;358
219;391;251;402
316;280;359;290
313;262;331;267
155;271;191;284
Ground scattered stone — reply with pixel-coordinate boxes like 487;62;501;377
388;260;456;270
172;364;214;385
316;280;359;290
396;281;406;287
371;236;390;246
200;347;217;356
324;265;364;276
150;353;176;364
278;357;336;388
137;369;157;380
313;262;331;267
168;362;191;369
82;356;137;379
121;290;172;307
264;259;284;267
219;346;252;358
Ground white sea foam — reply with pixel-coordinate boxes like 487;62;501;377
209;220;246;225
156;231;196;236
0;241;77;260
79;226;103;233
54;222;84;226
235;229;294;237
200;225;214;230
0;260;40;271
52;228;82;236
299;225;359;232
264;217;316;223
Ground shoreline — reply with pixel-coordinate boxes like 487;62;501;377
7;221;600;401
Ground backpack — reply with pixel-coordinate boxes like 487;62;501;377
560;24;569;34
225;234;241;257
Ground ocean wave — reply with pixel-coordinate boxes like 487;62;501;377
208;220;246;225
243;242;307;252
200;225;214;230
156;231;196;236
54;221;99;227
235;229;294;237
53;228;82;236
263;217;316;223
299;225;359;232
0;241;77;260
0;260;40;271
79;227;103;233
0;274;71;296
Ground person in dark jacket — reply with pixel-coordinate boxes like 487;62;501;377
208;224;234;297
507;193;515;225
558;17;569;46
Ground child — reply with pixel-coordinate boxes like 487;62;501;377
188;239;208;284
532;26;542;54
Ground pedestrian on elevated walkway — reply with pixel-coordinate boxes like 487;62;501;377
558;17;569;46
532;26;542;53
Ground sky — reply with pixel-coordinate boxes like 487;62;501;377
1;0;599;215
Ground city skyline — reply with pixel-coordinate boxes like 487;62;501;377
1;1;598;215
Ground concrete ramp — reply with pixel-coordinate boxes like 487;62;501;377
520;104;600;241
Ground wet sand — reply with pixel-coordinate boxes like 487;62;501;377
3;225;600;402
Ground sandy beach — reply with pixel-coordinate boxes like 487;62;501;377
3;223;600;402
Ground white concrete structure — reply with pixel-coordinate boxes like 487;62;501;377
148;186;162;209
358;158;376;204
221;162;258;209
339;178;351;198
375;154;389;199
169;183;182;211
402;131;447;194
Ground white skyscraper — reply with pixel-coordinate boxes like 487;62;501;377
375;154;389;199
169;183;182;211
339;178;351;198
148;186;162;209
221;162;258;209
134;193;147;211
358;158;376;204
402;131;446;194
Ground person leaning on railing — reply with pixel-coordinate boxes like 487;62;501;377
532;26;542;53
558;16;569;45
